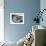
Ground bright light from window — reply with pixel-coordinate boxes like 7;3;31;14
0;0;4;43
0;8;4;42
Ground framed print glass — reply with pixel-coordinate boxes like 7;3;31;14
10;13;24;24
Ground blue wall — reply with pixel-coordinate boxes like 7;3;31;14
4;0;40;42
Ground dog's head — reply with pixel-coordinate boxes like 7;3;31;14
25;32;33;41
25;32;34;45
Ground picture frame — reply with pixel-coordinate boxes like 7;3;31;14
10;13;24;24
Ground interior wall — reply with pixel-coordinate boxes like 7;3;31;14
40;0;46;27
40;0;46;45
4;0;40;42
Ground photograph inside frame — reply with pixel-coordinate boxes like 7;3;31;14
10;13;24;24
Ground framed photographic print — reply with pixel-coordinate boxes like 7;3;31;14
10;13;24;24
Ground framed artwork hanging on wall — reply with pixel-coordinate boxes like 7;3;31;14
10;13;24;24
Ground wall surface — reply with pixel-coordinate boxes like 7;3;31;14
40;0;46;45
4;0;40;42
40;0;46;27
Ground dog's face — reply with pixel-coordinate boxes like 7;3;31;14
24;32;33;45
26;32;32;41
